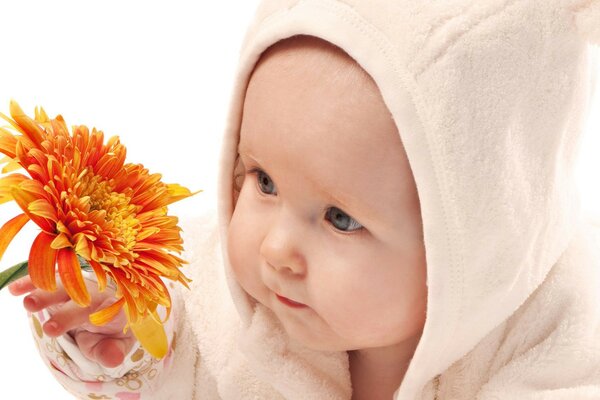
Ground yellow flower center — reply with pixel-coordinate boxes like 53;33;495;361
79;168;141;253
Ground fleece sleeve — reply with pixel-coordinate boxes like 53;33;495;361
27;278;198;399
473;324;600;400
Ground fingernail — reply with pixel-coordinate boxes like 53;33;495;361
23;296;37;310
45;321;59;335
8;284;18;295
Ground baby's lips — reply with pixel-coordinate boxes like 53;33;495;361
276;293;308;308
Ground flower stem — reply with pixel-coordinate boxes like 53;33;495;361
0;261;29;291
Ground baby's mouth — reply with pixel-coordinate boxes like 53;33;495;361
275;293;308;308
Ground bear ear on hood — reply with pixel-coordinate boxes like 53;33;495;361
568;0;600;45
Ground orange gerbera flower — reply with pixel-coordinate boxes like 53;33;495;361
0;100;198;358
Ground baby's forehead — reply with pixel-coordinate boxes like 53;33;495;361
239;38;414;216
248;35;381;106
241;35;404;169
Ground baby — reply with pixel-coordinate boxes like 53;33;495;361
8;0;600;398
9;35;427;399
228;35;427;398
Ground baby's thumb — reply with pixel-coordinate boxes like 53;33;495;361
92;337;128;368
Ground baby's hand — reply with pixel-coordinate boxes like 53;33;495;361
8;275;137;369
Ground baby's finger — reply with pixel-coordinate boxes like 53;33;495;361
23;288;69;313
7;275;36;296
42;300;91;337
73;330;137;368
94;337;131;368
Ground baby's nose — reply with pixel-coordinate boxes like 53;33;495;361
259;210;307;276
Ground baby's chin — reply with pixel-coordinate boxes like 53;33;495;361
237;285;358;353
266;304;354;352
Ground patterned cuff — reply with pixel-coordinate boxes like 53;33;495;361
28;279;178;398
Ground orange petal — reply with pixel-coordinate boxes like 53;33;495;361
11;185;54;232
49;116;69;139
151;281;172;322
164;184;200;206
177;273;192;290
119;284;140;323
57;247;91;306
51;233;73;249
34;106;50;124
0;173;27;205
74;234;91;260
9;100;45;147
0;155;21;174
28;199;58;221
136;227;160;241
28;231;58;291
89;297;125;326
0;128;18;159
88;259;108;292
0;213;30;261
0;173;27;192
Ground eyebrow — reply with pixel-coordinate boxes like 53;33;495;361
238;142;258;162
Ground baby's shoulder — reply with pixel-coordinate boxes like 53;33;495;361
179;207;220;244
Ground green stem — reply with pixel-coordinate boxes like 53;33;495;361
0;261;29;291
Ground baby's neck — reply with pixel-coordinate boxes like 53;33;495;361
348;346;412;400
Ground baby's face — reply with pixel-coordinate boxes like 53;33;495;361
228;37;427;353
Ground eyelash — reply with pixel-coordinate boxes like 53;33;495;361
246;167;365;234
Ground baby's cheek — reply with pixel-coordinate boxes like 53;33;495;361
227;215;247;274
227;212;265;301
313;275;364;328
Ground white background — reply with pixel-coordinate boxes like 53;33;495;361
0;1;259;398
0;1;599;399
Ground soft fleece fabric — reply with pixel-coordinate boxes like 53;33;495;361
32;0;600;399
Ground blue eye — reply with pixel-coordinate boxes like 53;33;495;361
325;207;363;233
249;168;363;233
256;169;277;195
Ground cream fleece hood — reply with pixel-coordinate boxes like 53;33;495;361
212;0;600;398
